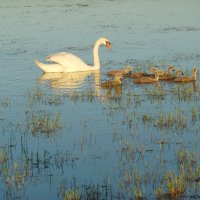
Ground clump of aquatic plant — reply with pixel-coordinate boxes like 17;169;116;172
155;148;200;199
133;185;144;200
0;148;8;163
27;88;44;105
27;88;63;106
63;88;97;103
1;159;28;193
0;97;10;108
81;184;104;200
176;148;200;181
133;93;141;107
170;84;194;102
25;110;62;135
155;109;187;131
80;88;97;102
67;91;80;103
64;190;80;200
155;187;164;199
155;170;186;199
165;170;186;199
144;85;165;102
47;95;63;105
190;105;200;125
142;113;154;123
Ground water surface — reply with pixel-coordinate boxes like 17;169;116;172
0;0;200;199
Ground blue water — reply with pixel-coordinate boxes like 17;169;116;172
0;0;200;199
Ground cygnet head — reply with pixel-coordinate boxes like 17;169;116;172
192;66;198;80
168;64;175;72
156;70;164;76
169;64;174;69
149;66;158;73
193;66;198;73
175;68;183;77
115;72;123;81
124;65;133;72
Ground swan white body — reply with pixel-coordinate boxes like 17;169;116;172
35;37;111;73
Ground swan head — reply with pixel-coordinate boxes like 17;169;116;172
98;37;112;50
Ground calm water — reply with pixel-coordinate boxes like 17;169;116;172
0;0;200;199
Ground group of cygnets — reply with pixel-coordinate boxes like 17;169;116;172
101;65;198;87
34;37;198;88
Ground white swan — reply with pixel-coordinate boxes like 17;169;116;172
34;37;111;73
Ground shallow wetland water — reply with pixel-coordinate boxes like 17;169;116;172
0;0;200;199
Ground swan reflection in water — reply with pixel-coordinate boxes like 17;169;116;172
37;70;122;101
37;70;100;89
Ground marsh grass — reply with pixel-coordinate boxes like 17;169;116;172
0;148;8;163
155;109;187;131
25;110;62;135
155;170;186;199
191;106;200;125
64;190;80;200
170;84;194;102
0;97;10;108
27;88;63;106
144;84;165;102
64;88;98;103
0;149;28;194
166;170;186;199
176;148;200;182
155;148;200;199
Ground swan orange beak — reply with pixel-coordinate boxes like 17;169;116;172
106;41;112;51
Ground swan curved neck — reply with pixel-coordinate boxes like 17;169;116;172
93;40;101;69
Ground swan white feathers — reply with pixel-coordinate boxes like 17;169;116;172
35;37;111;73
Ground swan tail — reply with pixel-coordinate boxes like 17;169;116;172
34;60;63;73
